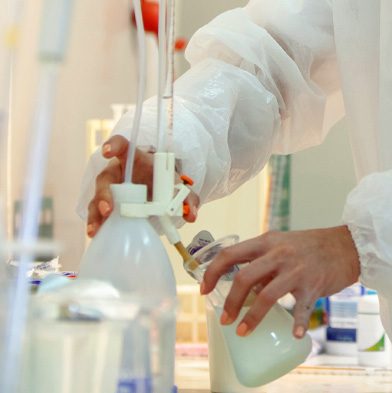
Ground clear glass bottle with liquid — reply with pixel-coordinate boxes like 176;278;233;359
188;235;312;388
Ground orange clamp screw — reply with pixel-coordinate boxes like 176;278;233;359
180;175;194;186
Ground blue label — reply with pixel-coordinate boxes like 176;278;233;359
326;327;356;343
117;380;177;393
117;379;151;393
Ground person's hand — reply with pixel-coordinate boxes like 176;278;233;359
200;226;360;339
87;135;200;237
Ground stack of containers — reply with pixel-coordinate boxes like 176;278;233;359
326;285;392;368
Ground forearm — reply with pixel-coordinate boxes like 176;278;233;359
187;1;342;154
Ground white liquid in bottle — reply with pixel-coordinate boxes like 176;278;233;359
216;304;311;387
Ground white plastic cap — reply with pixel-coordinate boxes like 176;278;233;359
358;294;380;314
111;183;147;204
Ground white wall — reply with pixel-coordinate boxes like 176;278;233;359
175;0;247;74
291;119;356;230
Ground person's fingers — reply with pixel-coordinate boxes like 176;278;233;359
94;159;123;217
87;200;102;238
183;192;200;223
292;296;317;339
235;275;293;337
102;135;129;159
220;258;276;325
132;149;154;195
201;235;270;295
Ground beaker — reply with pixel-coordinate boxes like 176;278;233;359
189;235;312;389
22;280;176;393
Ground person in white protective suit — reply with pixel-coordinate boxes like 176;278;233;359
78;0;392;340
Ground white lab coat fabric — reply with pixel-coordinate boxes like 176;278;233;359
79;1;392;338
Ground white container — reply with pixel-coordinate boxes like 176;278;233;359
22;287;140;393
24;316;124;393
325;283;364;356
78;184;177;393
357;293;391;367
190;237;312;389
206;304;263;393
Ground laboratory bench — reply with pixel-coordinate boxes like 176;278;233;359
175;354;392;392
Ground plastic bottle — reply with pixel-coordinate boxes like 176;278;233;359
357;291;391;367
325;283;364;356
78;184;177;393
189;236;312;388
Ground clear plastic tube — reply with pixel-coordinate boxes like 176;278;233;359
2;65;59;393
157;0;175;153
124;0;147;183
0;0;25;243
0;1;25;391
1;1;74;390
165;0;175;147
157;0;167;152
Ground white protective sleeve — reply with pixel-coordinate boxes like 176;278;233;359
77;0;341;218
342;170;392;336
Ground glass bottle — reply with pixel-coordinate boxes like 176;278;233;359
188;236;312;388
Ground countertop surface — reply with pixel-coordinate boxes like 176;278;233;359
176;355;392;392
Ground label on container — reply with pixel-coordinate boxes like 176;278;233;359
327;298;358;328
187;231;215;256
326;327;356;343
326;284;364;329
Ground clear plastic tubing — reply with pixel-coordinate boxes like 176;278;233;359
0;0;25;241
1;1;74;392
157;0;175;153
124;0;147;183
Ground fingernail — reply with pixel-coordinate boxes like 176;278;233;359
200;281;206;295
294;326;305;339
237;322;251;337
102;144;111;155
191;205;198;217
220;311;233;325
87;224;95;237
98;200;111;216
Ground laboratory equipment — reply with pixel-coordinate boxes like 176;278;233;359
21;278;173;393
79;0;192;391
186;235;312;388
357;291;391;368
0;1;74;392
124;0;146;184
78;183;178;393
0;0;24;240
